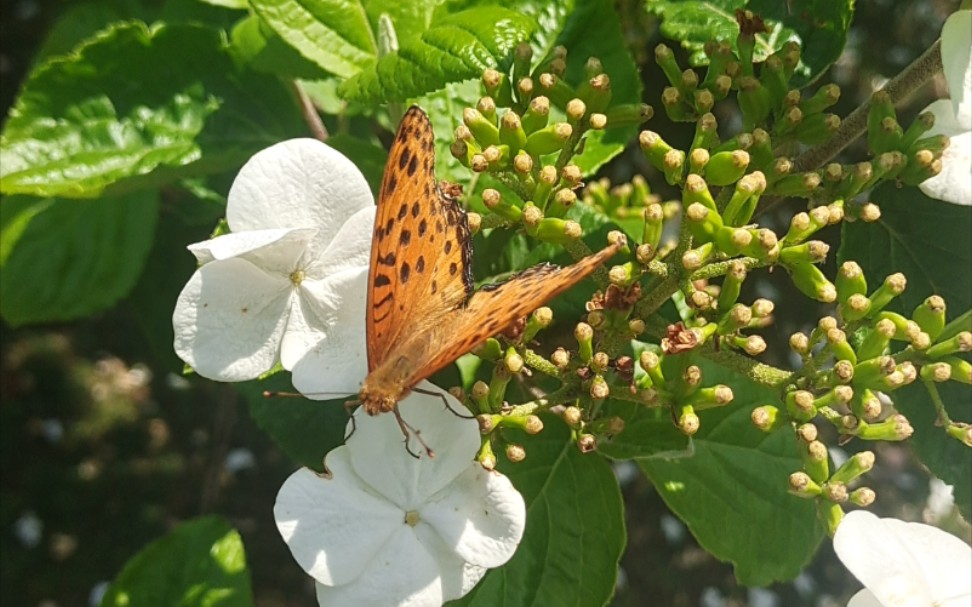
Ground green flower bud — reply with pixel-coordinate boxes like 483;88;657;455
575;322;594;363
538;72;574;107
780;240;830;265
677;404;700;436
605;102;654;127
685;202;722;243
691;112;720;151
788;471;822;498
835;261;868;301
655;43;685;91
722;171;767;226
849;487;876;507
499;111;528;152
642;202;665;252
803;439;830;483
717;260;748;311
472;337;503;361
868;273;907;316
794;113;841;146
852;355;897;390
705;150;751;186
521;96;551;133
477;438;497;470
925;331;972;359
766;171;821;197
837;289;871;322
866;90;898;153
909;295;946;340
639;349;665;387
737;76;773;129
855;414;914;441
524;122;572;156
799;84;841;115
482;188;522;223
483;68;513;106
789;263;838;303
681;241;716;270
663;149;686;185
577;73;612;114
701;40;733;90
759;55;789;105
685;384;734;410
463;107;501;146
752;405;784;432
532;217;581;245
941;356;972;384
786;390;817;422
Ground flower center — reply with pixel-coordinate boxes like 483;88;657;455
404;510;421;527
289;269;305;285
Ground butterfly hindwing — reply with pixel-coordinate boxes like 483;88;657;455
366;106;474;372
398;243;620;388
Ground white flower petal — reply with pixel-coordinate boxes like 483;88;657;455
313;525;445;607
308;206;376;279
346;386;481;509
847;589;885;607
834;511;972;607
920;126;972;205
421;463;526;568
187;228;315;270
227;139;374;256
274;450;402;587
941;10;972;129
412;522;487;601
173;258;291;380
288;267;369;394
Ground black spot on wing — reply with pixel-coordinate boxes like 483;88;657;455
399;147;410;170
374;273;391;287
411;201;420;218
398;203;408;220
400;230;411;246
407;154;418;177
400;262;411;283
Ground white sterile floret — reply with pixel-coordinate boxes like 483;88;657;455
172;139;375;389
274;387;526;607
833;510;972;607
920;10;972;206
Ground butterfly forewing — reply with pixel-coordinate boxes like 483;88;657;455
366;107;474;372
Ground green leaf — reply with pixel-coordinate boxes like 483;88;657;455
748;0;853;84
1;21;303;199
339;7;536;104
895;381;972;521
452;419;625;607
838;183;972;315
647;0;851;83
238;374;350;471
639;359;823;585
230;14;331;80
99;516;252;607
0;192;159;326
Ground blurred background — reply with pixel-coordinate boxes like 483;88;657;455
1;0;968;605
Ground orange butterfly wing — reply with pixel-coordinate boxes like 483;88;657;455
366;106;473;372
397;243;620;388
361;106;619;415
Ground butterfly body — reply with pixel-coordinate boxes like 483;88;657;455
360;106;620;417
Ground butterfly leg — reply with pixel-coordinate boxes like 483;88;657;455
413;386;476;419
343;399;361;443
391;407;436;459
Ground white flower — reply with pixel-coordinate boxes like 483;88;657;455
919;10;972;206
172;139;375;388
274;388;526;607
833;510;972;607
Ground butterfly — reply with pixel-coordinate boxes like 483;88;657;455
358;106;620;425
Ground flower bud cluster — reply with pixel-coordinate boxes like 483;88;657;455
636;332;734;436
457;46;652;245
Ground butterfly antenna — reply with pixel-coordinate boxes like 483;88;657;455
412;386;475;420
392;407;435;459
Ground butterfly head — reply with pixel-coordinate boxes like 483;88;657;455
358;382;402;416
